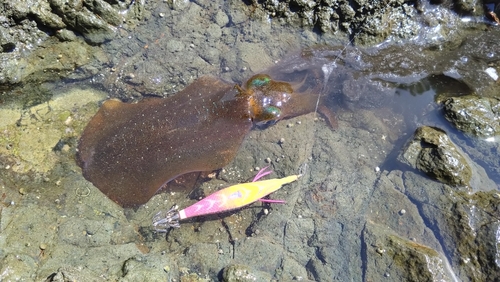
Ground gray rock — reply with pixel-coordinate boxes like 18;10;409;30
0;26;16;52
404;172;500;281
443;95;500;138
222;264;272;282
398;126;472;186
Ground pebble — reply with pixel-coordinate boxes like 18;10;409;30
375;166;380;172
39;243;47;250
265;157;272;163
159;12;165;18
485;67;498;81
278;138;285;144
399;209;406;215
263;209;269;215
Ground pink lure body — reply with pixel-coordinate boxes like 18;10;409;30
152;167;299;231
179;175;298;220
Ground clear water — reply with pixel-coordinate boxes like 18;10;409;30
0;0;499;281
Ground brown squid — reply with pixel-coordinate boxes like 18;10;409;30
77;72;331;207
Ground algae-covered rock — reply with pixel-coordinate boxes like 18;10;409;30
398;126;472;186
443;95;500;138
363;221;453;281
0;88;106;173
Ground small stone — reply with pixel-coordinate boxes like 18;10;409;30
19;188;26;195
159;12;165;18
278;138;285;144
254;167;260;171
265;157;271;163
263;209;269;215
64;116;72;125
39;243;47;250
375;166;380;172
399;209;406;215
485;67;498;80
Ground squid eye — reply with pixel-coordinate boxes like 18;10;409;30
249;76;271;88
263;106;281;118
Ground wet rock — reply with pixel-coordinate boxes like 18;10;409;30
1;38;106;91
49;0;116;44
255;0;469;45
44;266;102;281
0;26;16;52
55;29;79;42
0;87;106;173
121;254;178;281
222;264;272;282
0;253;37;281
398;126;472;186
237;42;273;73
403;172;500;281
443;95;500;138
455;0;485;15
363;221;454;281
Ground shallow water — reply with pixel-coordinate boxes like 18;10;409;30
0;0;499;281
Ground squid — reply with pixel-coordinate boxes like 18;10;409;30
152;167;300;231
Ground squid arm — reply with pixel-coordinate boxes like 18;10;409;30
153;167;299;231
